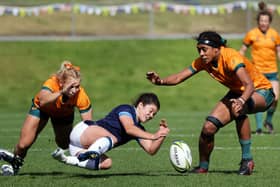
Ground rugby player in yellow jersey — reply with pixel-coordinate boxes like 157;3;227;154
146;31;274;175
239;2;280;134
0;61;92;175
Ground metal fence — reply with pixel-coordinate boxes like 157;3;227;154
0;1;279;39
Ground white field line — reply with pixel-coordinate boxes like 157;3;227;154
1;132;280;137
2;146;280;154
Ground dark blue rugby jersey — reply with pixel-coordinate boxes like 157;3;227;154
86;104;145;147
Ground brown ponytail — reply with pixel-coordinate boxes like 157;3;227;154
257;1;272;23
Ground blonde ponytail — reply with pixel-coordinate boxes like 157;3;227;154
56;61;81;83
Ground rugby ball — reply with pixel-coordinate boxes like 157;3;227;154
1;164;14;176
169;140;192;173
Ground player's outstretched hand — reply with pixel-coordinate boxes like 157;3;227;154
157;119;170;137
146;71;162;85
159;119;168;128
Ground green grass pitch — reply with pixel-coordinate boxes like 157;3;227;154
0;39;280;186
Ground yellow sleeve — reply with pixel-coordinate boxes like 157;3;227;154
275;31;280;45
76;87;92;113
42;76;60;92
243;30;253;46
191;58;204;72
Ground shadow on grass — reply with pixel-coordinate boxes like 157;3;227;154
167;170;241;175
18;170;190;178
206;170;238;174
71;172;168;178
18;169;249;178
198;169;257;175
251;130;275;135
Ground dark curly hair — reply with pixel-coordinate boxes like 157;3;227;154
133;93;160;110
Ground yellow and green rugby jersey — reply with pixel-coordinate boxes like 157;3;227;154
190;47;272;94
33;76;92;118
243;27;280;74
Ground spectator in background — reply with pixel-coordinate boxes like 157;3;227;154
0;61;92;175
239;1;280;134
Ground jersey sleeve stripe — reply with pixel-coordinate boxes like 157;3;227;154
119;111;132;118
234;63;245;72
188;65;196;73
41;86;52;92
79;105;92;113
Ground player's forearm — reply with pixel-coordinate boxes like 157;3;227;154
160;75;182;85
145;137;166;155
38;92;62;107
241;82;254;102
126;126;155;140
239;45;247;56
80;110;93;121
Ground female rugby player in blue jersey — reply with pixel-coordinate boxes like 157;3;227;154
52;92;170;170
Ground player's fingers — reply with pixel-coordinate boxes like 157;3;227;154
160;119;168;127
146;72;156;79
146;71;154;76
230;99;237;104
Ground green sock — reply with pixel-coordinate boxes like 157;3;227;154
239;139;252;160
265;107;275;124
199;161;209;169
255;112;263;130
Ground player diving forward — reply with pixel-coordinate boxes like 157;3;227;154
1;93;169;173
53;93;169;170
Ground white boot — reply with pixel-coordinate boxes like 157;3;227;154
51;148;67;163
1;164;14;176
65;156;80;166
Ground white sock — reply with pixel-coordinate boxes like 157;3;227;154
87;136;113;155
65;156;80;165
63;137;113;170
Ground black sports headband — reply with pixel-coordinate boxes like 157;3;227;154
197;39;220;48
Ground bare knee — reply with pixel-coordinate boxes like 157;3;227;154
202;121;218;135
100;157;112;170
17;115;47;154
199;120;219;143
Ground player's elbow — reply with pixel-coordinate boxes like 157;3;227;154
38;99;52;108
37;96;50;107
246;82;254;95
149;151;158;156
38;100;46;107
145;147;159;156
147;150;156;156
